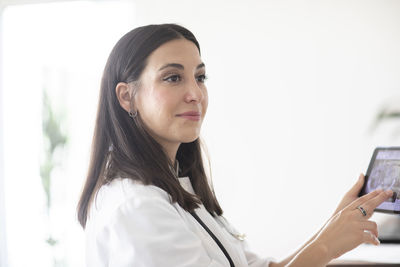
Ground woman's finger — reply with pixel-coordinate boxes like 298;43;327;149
359;221;378;238
363;231;380;246
347;174;365;196
347;189;382;210
361;190;393;217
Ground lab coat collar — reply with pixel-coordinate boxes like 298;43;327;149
177;176;195;194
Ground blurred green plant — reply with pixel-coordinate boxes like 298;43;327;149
372;110;400;129
40;88;68;266
369;99;400;138
40;89;68;211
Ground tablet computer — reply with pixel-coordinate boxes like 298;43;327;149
359;147;400;214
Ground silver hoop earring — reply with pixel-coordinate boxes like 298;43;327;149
128;110;137;118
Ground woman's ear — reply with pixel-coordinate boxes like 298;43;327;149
115;82;132;113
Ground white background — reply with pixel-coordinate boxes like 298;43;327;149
130;0;400;259
1;0;400;266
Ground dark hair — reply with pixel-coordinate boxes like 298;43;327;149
77;24;223;228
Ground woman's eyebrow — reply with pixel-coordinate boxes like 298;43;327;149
158;62;205;71
158;63;183;71
196;63;205;70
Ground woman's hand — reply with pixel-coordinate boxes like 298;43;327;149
313;189;393;261
273;174;392;267
332;173;365;217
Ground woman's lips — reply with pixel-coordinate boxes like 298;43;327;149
177;111;201;121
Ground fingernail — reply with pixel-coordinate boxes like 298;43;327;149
374;236;380;245
385;190;393;196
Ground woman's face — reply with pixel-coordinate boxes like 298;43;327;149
134;38;208;152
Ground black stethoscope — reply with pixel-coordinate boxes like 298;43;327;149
172;162;235;267
190;211;235;267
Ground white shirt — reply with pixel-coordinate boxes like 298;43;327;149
85;176;273;267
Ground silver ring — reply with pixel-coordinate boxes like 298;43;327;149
356;206;367;217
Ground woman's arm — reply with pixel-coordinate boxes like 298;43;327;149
270;174;392;267
269;225;326;267
270;174;364;267
276;239;330;267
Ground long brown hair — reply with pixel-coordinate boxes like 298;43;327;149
77;24;223;228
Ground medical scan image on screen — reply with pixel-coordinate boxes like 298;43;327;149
366;150;400;212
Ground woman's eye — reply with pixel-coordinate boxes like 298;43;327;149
196;74;207;83
163;74;181;82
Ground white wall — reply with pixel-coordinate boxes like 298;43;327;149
132;0;400;259
0;5;8;267
1;0;399;264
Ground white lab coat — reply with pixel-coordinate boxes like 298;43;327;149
85;176;274;267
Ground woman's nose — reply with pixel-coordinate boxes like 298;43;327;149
184;78;204;103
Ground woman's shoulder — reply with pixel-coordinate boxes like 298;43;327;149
103;177;169;199
88;178;171;225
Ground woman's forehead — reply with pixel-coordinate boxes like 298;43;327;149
146;39;202;70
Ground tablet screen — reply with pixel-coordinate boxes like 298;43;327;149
363;147;400;214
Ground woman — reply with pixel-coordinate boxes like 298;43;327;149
77;24;393;267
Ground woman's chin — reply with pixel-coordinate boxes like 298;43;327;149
179;133;201;144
